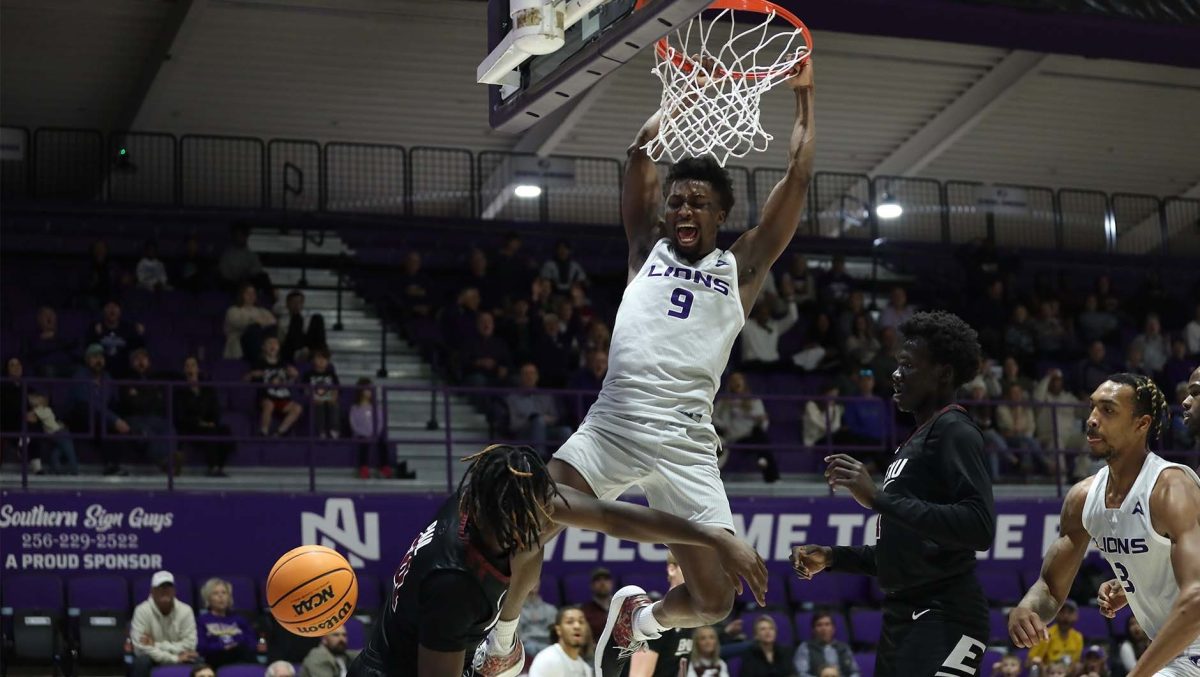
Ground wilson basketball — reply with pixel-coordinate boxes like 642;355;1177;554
266;545;358;636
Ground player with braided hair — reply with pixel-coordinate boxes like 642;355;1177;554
349;444;765;677
1010;373;1200;676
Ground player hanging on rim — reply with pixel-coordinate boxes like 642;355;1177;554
790;311;997;677
1009;373;1200;677
346;444;766;677
478;62;815;677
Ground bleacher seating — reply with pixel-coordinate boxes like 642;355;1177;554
67;575;130;663
1;573;66;662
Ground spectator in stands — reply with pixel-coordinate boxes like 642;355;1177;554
877;286;914;332
25;306;78;377
840;369;887;468
714;372;777;482
834;291;867;340
1025;599;1082;669
500;298;536;364
803;384;844;448
191;665;215;677
567;348;607;422
1033;368;1084;458
997;382;1048;476
350;377;401;480
493;232;534;306
533;312;571;388
176;356;234;477
518;578;559;660
121;348;178;474
26;390;79;475
568;281;596;327
247;336;302;437
1163;338;1192;388
1075;341;1111;398
1186;302;1200;357
989;653;1021;677
971;279;1009;357
553;297;584;352
90;300;145;377
530;275;555;316
687;626;730;677
175;235;211;293
1078;645;1110;677
1000;356;1034;397
81;239;121;310
218;222;272;298
462;247;498;311
867;327;899;397
1131;313;1169;374
131;571;198;677
779;254;817;313
137;240;171;291
794;312;841;372
395;250;434;321
965;384;1012;480
793;611;858;677
1076;293;1118;345
1117;615;1149;674
299;625;358;677
460;312;512;388
541;240;588;294
0;357;29;467
305;348;340;438
1124;343;1154;379
580;568;613;641
740;298;799;370
278;291;327;363
844;313;880;367
196;577;255;668
1004;304;1037;370
505;363;571;458
224;283;277;361
266;661;297;677
67;344;132;475
740;615;796;677
1033;300;1071;359
578;319;611;362
964;357;1003;399
818;254;854;310
442;287;482;351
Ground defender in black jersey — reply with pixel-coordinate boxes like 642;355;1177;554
348;445;766;677
792;311;996;677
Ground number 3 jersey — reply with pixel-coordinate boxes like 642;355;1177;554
588;238;744;428
1082;452;1200;655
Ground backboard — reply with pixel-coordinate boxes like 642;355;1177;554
480;0;711;135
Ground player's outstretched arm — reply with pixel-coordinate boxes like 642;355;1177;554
417;646;465;677
790;543;878;579
623;111;664;274
1009;478;1093;648
729;62;814;305
549;485;768;605
1126;469;1200;677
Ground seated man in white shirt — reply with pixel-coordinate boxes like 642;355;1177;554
739;296;798;371
529;606;593;677
131;571;198;677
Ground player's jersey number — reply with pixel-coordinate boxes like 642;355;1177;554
1114;561;1135;594
667;288;694;319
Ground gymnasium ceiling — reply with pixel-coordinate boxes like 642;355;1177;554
2;0;1199;199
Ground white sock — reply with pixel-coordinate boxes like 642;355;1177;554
492;618;519;652
633;603;667;641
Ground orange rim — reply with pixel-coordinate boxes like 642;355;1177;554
647;0;812;81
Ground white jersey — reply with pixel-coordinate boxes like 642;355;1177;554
1082;452;1200;658
528;644;593;677
588;238;744;428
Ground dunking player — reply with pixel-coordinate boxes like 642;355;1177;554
1009;373;1200;676
791;312;997;677
482;63;815;677
347;445;765;677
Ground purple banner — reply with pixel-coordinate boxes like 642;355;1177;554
0;491;1077;588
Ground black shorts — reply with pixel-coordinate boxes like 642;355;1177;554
875;599;989;677
347;644;473;677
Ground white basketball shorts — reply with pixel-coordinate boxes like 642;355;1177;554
551;413;734;531
1154;655;1200;677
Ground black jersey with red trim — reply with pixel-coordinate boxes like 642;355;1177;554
354;493;511;676
828;405;996;610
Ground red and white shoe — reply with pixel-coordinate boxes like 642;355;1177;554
471;630;524;677
596;585;656;677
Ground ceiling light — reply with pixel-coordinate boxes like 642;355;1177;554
875;194;902;220
513;184;542;199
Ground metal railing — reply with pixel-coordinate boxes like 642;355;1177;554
2;125;1197;256
3;378;1194;496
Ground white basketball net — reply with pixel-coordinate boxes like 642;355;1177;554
645;5;810;167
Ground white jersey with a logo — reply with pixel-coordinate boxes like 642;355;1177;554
528;644;593;677
588;238;744;428
1082;452;1200;666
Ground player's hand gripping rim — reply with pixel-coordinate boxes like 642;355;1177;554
1007;606;1051;649
1097;578;1128;619
711;527;769;607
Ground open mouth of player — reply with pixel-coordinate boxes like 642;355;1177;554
1086;434;1104;446
676;224;699;247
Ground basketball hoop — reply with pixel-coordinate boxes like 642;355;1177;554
643;0;812;167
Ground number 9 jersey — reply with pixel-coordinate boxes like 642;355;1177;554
589;238;744;428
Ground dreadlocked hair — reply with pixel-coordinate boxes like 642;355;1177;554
897;310;982;387
1107;373;1168;443
457;444;564;553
